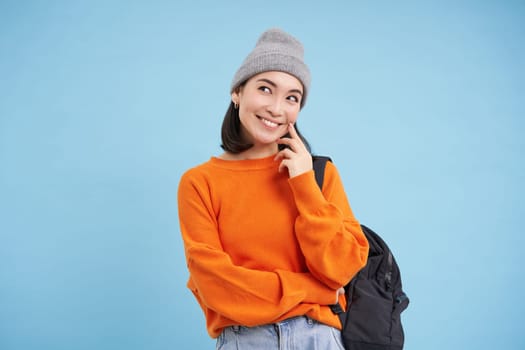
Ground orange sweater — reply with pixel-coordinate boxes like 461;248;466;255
177;155;369;338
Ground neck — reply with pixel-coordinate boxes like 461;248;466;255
220;144;278;160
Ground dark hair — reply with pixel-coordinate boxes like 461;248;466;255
220;101;311;154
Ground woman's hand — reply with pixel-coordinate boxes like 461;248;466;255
335;287;345;304
275;123;312;178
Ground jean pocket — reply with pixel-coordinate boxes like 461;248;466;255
215;328;226;350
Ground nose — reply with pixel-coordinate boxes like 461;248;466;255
266;97;283;117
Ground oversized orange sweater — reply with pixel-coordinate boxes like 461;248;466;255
177;155;369;338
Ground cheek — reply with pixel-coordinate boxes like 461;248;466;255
237;104;251;124
287;110;300;124
238;99;257;121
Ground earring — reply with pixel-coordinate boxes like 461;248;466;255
234;102;239;109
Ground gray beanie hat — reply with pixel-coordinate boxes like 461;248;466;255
230;28;311;107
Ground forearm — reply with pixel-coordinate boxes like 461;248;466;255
186;242;338;325
289;168;369;289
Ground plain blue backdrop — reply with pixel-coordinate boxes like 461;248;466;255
1;1;524;349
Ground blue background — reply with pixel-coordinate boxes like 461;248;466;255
1;1;524;349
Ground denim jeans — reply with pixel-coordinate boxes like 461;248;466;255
216;316;345;350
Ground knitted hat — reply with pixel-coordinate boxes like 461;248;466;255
230;28;311;107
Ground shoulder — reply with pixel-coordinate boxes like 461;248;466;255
325;159;340;174
314;155;346;190
179;159;216;187
313;155;340;176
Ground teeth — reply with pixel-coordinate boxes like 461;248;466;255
261;118;278;128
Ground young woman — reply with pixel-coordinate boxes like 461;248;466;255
178;28;369;350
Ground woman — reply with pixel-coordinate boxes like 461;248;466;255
178;28;369;349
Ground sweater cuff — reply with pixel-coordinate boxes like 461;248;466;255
288;170;327;214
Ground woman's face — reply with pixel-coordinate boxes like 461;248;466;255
232;71;303;150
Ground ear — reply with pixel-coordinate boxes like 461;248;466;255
231;89;240;105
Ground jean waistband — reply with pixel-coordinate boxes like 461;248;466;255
230;315;315;332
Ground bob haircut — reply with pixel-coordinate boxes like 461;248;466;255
220;101;311;154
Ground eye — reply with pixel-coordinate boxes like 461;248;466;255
287;95;300;103
258;86;271;94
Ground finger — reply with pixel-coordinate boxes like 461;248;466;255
278;159;289;173
286;123;308;152
275;148;294;161
278;134;303;153
335;287;345;304
287;123;299;140
276;137;295;149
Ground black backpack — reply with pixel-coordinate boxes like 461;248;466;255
313;156;409;350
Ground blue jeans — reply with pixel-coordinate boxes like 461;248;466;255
216;316;345;350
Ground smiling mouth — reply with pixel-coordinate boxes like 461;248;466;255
258;116;282;128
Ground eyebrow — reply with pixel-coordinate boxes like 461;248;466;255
256;78;303;96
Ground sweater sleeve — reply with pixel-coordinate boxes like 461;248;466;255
288;162;369;290
177;170;337;326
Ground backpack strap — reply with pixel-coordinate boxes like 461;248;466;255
312;156;332;190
